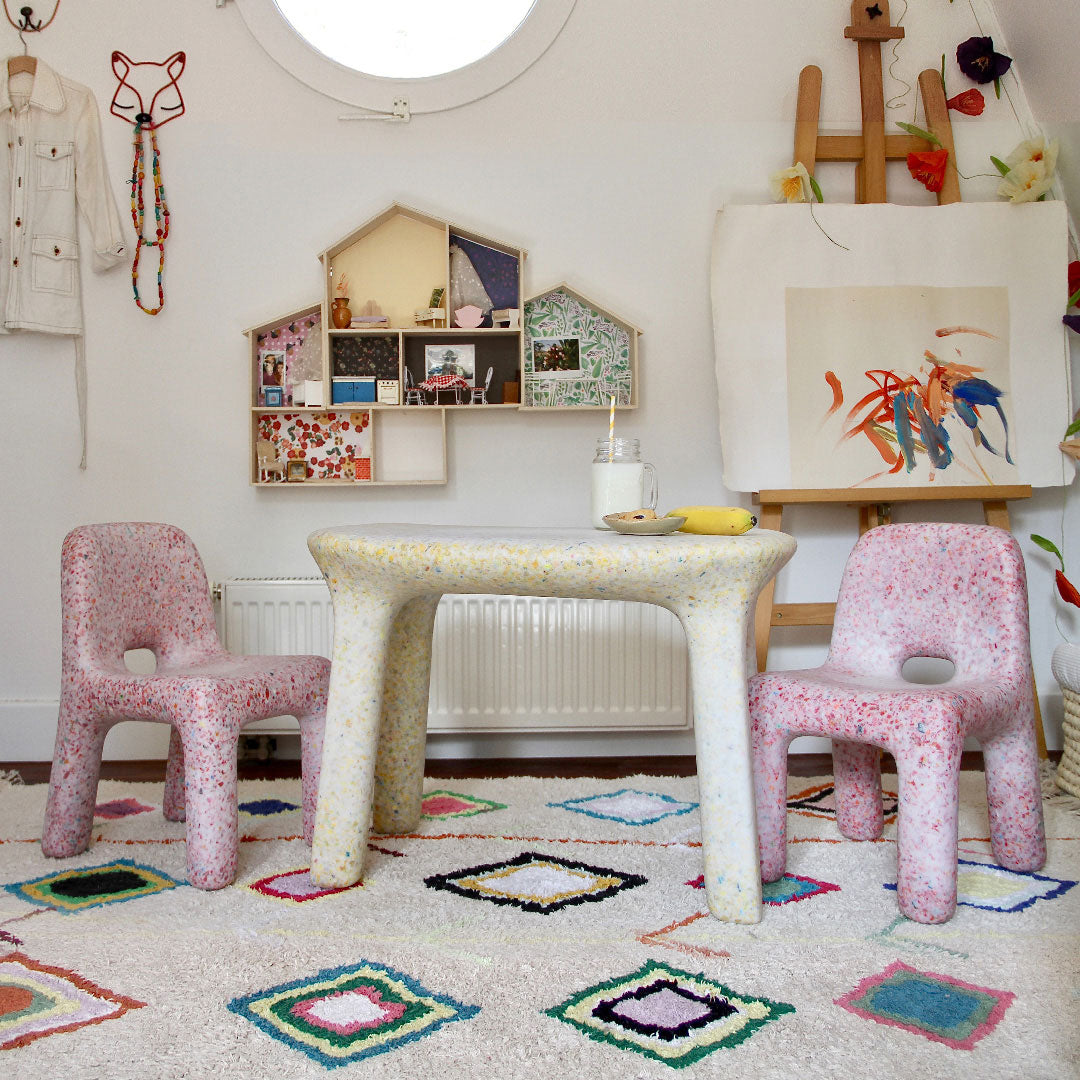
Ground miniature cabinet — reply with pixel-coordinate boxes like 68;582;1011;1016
248;204;640;487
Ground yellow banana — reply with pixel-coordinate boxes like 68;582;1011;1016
666;506;757;535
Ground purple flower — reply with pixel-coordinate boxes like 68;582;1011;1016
1064;314;1080;334
956;37;1012;84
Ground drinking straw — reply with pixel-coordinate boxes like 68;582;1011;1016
608;395;615;461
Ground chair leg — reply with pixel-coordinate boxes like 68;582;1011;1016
894;742;962;923
298;711;325;847
751;724;790;883
42;695;109;859
982;729;1046;872
163;727;186;822
833;740;884;840
176;720;240;890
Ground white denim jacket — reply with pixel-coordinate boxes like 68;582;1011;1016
0;60;127;335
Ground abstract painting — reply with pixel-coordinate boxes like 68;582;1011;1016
710;201;1071;491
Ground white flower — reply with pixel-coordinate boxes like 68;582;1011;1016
770;162;812;203
1004;135;1059;177
998;159;1056;203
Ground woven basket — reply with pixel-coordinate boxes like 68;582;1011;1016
1052;644;1080;798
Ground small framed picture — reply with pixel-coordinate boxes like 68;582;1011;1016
260;349;286;387
285;458;308;482
532;337;581;378
263;385;285;407
424;343;476;381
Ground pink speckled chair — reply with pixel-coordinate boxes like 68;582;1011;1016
749;523;1045;924
42;523;330;889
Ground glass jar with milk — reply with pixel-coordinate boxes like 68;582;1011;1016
591;438;658;528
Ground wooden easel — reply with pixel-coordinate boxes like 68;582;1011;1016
754;1;1047;757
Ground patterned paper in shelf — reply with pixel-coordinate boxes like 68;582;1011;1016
258;411;372;481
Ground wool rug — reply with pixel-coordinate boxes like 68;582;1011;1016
0;772;1077;1079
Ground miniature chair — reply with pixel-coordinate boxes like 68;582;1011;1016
256;438;286;482
748;522;1045;924
470;366;494;405
404;368;425;405
42;523;331;890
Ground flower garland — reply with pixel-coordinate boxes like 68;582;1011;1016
128;121;170;315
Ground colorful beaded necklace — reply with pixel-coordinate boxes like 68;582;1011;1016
129;120;169;315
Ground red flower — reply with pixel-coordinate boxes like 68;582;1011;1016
1057;569;1080;608
906;149;949;193
946;88;985;116
1069;260;1080;303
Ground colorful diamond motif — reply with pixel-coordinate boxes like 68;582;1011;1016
686;872;840;906
421;790;506;820
788;782;898;824
546;959;794;1067
4;860;182;913
227;959;478;1068
0;952;145;1049
248;867;362;903
884;858;1077;913
549;788;697;825
94;797;154;819
835;960;1014;1049
239;798;299;816
424;851;647;913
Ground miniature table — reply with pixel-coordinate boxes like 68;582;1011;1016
306;524;796;923
417;373;469;403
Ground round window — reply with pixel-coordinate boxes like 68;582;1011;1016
233;0;577;115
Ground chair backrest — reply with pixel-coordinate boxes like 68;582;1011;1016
483;366;493;390
827;522;1030;681
60;523;224;674
256;439;279;466
406;368;415;389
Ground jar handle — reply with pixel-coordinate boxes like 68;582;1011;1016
642;462;658;511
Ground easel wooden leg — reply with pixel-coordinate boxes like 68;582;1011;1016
754;504;784;672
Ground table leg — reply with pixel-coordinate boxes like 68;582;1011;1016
678;603;763;923
310;598;397;888
373;593;442;834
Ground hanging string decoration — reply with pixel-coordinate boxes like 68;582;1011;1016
109;51;186;315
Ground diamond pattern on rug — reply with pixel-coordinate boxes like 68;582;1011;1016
835;960;1014;1049
424;851;647;913
248;867;362;903
94;797;154;819
4;860;182;913
548;788;697;825
685;872;840;906
421;790;506;820
0;952;145;1049
788;782;898;824
227;959;479;1067
546;959;794;1067
239;798;299;816
884;858;1077;913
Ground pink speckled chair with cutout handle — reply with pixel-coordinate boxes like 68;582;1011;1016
749;522;1045;924
42;523;330;889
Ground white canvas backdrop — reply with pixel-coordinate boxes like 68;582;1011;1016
710;202;1072;492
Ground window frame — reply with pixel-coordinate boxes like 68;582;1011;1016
232;0;578;115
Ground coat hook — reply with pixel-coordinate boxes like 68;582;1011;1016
18;6;42;31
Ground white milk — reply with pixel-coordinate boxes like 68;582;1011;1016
591;462;646;528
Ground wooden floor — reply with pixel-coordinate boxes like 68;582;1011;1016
2;751;1000;785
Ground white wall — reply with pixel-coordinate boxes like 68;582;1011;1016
1;0;1076;760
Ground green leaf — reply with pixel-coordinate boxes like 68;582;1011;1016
1065;415;1080;438
896;121;941;147
940;53;946;91
807;174;824;203
1031;533;1065;569
990;155;1010;176
1068;286;1080;309
995;76;1002;99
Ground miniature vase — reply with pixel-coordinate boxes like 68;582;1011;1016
331;297;352;329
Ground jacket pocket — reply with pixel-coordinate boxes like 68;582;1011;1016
35;140;74;190
31;236;78;295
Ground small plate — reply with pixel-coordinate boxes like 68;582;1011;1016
603;514;686;535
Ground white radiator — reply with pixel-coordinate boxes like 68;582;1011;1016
216;579;691;735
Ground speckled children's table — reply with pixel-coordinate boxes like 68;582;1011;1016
307;524;796;923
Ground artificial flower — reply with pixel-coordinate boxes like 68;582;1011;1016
769;162;812;203
997;159;1055;203
1069;260;1080;303
906;149;949;193
945;88;985;116
956;36;1012;84
1032;532;1080;609
1065;314;1080;334
1057;569;1080;608
1005;135;1059;176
